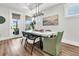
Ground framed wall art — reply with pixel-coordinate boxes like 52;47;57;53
43;15;59;26
0;16;6;24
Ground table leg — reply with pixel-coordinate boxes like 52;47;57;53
39;37;43;50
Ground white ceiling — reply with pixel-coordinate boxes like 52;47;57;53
0;3;42;12
0;3;59;15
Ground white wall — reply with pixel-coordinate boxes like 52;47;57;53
35;4;79;46
0;6;26;38
0;6;10;37
42;4;64;32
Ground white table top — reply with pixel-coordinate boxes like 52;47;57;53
24;30;57;37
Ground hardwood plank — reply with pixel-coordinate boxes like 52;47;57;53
61;42;79;56
0;38;79;56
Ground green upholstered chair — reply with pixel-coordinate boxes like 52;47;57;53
43;31;64;56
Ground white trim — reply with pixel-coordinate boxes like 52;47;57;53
62;39;79;47
0;36;22;41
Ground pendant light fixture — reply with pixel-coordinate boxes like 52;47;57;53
33;3;44;17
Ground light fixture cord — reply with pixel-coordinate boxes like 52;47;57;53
36;3;39;17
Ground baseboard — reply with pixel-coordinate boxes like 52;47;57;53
62;39;79;47
0;36;22;41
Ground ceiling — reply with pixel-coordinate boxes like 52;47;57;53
0;3;43;12
0;3;59;15
25;3;42;10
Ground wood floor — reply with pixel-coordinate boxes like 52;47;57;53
0;38;79;56
61;42;79;56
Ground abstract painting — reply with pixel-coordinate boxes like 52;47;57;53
43;15;58;26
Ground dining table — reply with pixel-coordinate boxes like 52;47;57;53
23;30;56;50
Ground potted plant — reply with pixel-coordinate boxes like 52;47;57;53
30;20;36;30
13;21;19;35
13;28;19;35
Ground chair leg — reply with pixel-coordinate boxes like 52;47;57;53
24;39;27;50
31;39;35;55
21;39;23;44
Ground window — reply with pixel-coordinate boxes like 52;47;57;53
10;13;21;35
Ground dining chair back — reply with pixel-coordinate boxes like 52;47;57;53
22;31;41;55
43;31;64;56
